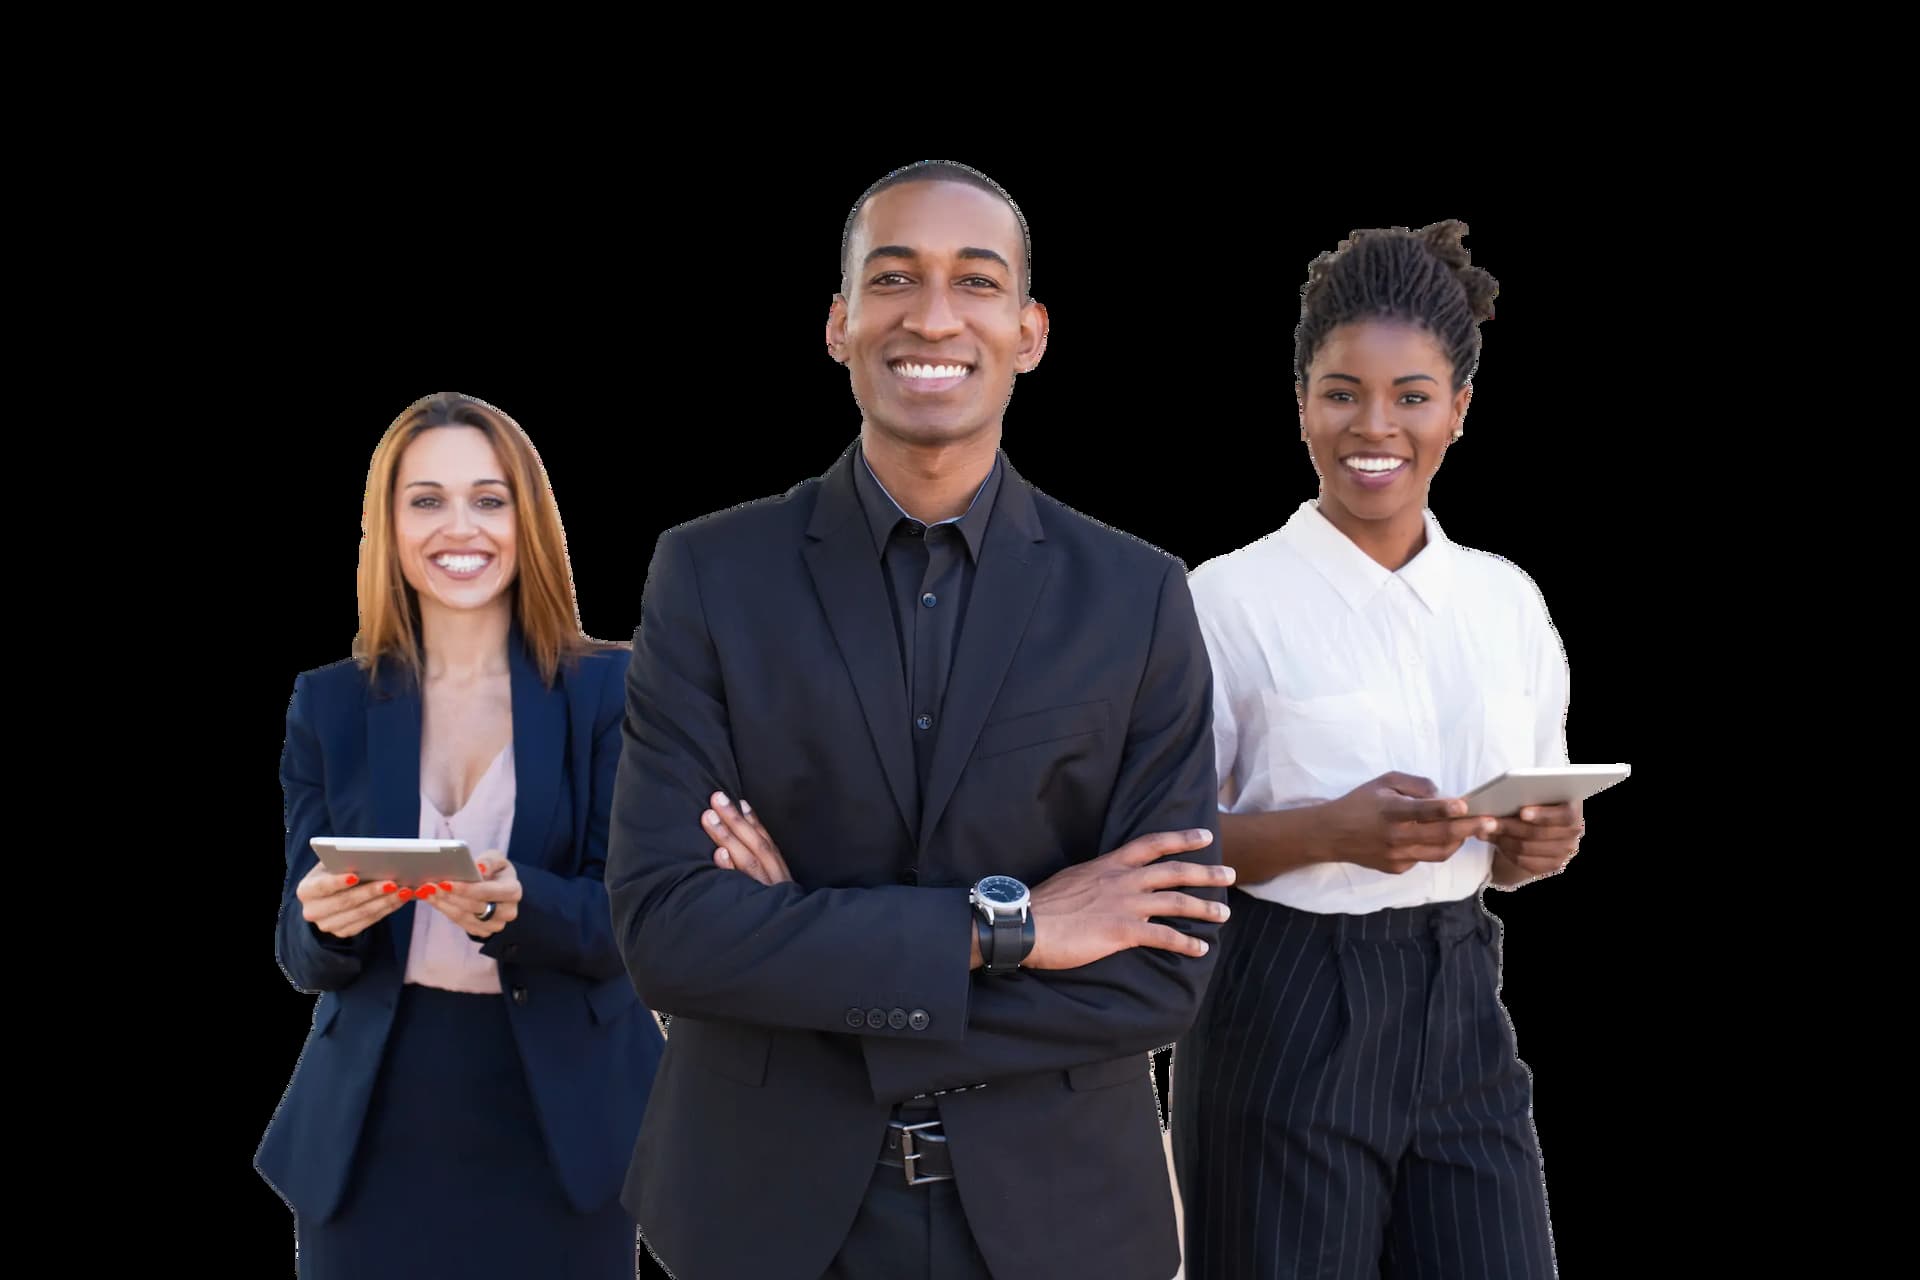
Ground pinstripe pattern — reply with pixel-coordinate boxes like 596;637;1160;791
1171;891;1555;1279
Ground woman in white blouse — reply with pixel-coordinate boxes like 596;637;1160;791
255;393;666;1279
1170;223;1581;1279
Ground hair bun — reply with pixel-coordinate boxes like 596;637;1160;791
1416;220;1496;322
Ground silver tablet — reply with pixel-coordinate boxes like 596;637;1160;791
1459;764;1630;819
309;837;483;885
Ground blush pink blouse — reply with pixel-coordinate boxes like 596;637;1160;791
403;743;513;995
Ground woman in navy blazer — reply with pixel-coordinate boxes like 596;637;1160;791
255;393;666;1279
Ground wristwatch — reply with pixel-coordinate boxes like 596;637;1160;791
969;875;1035;975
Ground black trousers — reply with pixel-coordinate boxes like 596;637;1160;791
1171;891;1555;1279
823;1107;994;1280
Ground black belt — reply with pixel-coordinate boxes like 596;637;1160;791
878;1109;953;1186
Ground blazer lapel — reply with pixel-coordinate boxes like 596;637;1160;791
368;663;423;970
917;463;1052;848
802;445;920;844
506;629;565;874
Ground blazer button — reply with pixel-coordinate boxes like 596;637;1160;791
887;1008;909;1030
866;1008;887;1030
511;986;528;1005
908;1009;930;1032
845;1007;866;1029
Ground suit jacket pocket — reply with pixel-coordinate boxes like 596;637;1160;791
1066;1052;1148;1092
975;699;1110;762
586;972;638;1027
687;1017;772;1087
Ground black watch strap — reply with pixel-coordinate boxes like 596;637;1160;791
978;910;1036;975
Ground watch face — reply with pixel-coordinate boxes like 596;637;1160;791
978;876;1027;905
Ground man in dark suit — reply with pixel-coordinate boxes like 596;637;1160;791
605;160;1237;1280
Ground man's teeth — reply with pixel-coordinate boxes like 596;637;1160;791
1344;457;1406;473
893;363;970;380
435;554;489;572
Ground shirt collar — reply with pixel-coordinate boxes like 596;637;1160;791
1280;499;1454;614
854;447;1002;562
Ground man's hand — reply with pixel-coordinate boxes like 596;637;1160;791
1022;830;1232;970
699;793;794;886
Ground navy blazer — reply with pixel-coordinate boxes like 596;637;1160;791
255;631;664;1222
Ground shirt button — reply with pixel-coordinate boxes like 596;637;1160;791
866;1007;888;1030
921;592;938;608
915;714;933;731
900;868;919;885
888;1008;909;1031
846;1007;866;1029
908;1009;931;1032
511;986;528;1006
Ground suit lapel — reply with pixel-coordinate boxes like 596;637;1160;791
368;664;423;970
506;630;565;875
917;466;1051;848
803;446;920;843
370;629;564;972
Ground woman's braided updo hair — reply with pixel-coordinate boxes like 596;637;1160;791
1293;220;1498;394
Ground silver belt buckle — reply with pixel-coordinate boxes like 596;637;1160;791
892;1118;951;1187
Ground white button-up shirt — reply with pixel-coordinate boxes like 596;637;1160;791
1189;500;1570;914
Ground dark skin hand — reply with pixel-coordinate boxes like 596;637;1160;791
696;792;1234;970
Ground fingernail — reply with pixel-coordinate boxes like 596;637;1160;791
476;862;488;875
1197;941;1210;955
716;849;732;867
1483;820;1498;834
739;800;752;816
716;793;732;808
417;885;435;897
1217;904;1231;920
381;882;396;894
705;811;721;826
397;888;413;902
1193;829;1212;843
1522;808;1537;821
343;874;359;887
1221;868;1236;882
440;882;453;892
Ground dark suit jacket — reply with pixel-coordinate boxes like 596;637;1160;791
255;630;665;1222
606;444;1224;1280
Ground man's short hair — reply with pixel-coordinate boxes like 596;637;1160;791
840;160;1032;301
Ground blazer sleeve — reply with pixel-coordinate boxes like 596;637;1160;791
605;528;976;1039
475;654;630;981
275;673;375;993
859;559;1226;1102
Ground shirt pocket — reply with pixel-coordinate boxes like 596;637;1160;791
1260;689;1387;803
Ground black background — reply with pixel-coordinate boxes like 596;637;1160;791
209;150;1668;1275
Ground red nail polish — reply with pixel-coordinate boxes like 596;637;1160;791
418;885;436;898
343;874;359;887
476;862;488;875
381;882;396;894
440;881;453;892
397;888;413;902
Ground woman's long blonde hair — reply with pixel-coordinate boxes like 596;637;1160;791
353;392;615;689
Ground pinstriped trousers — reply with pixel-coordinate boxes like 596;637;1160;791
1170;891;1555;1279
